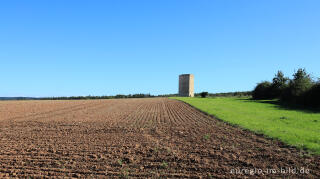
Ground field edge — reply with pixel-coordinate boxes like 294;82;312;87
170;97;320;156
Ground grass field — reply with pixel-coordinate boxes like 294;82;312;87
172;97;320;155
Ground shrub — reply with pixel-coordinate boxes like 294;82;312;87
252;81;272;99
195;91;251;97
252;68;319;107
303;83;320;107
200;92;209;98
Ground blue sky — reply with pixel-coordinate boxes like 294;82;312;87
1;0;319;97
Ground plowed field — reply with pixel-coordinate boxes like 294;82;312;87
0;98;319;178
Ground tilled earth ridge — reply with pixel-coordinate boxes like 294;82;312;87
0;98;319;178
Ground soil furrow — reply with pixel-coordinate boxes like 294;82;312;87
0;98;319;178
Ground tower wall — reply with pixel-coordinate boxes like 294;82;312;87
179;74;194;97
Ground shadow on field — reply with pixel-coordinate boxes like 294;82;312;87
236;98;320;114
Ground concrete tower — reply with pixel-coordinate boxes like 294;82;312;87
179;74;194;97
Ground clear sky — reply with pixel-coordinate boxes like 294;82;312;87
1;0;319;97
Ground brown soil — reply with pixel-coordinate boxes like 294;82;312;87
0;98;319;178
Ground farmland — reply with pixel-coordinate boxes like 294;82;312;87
0;98;319;178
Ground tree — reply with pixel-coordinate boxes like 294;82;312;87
281;68;314;102
270;71;289;98
290;68;313;97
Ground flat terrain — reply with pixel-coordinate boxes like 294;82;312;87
0;98;319;178
173;97;320;154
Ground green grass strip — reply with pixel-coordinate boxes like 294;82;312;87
171;97;320;155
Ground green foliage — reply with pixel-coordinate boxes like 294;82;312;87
161;161;168;169
203;134;210;140
270;71;289;98
195;91;252;97
252;81;272;99
39;93;155;100
303;83;320;107
172;97;320;154
157;94;178;97
282;69;313;102
253;71;290;100
200;92;209;98
292;69;313;90
272;71;288;87
117;159;123;166
253;68;318;107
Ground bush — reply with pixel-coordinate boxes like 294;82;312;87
200;92;208;98
252;68;320;107
303;83;320;107
270;71;289;98
195;91;251;97
252;81;272;99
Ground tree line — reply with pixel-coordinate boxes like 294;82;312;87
39;94;155;100
252;68;320;107
195;91;252;98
